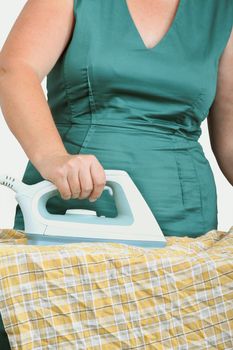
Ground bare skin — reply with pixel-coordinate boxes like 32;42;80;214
0;0;232;205
125;0;181;49
208;28;233;186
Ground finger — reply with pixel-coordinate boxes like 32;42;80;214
67;168;81;199
89;162;106;201
55;175;72;200
78;165;93;199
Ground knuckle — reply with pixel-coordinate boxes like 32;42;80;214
95;180;106;187
90;190;99;197
66;162;73;169
61;191;71;199
75;154;82;161
55;168;66;177
67;160;76;169
82;186;92;193
89;154;96;161
72;189;80;197
54;168;63;176
92;187;102;196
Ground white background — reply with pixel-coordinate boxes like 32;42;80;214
0;1;232;231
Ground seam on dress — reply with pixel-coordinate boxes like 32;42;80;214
175;90;208;141
86;65;98;118
187;148;206;233
63;56;76;123
77;66;97;150
55;123;73;145
191;91;213;122
171;133;205;232
175;90;205;130
61;3;89;150
183;90;206;118
171;148;185;210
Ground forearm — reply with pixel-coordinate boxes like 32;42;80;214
0;63;68;169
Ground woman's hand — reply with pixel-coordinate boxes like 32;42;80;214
36;152;107;202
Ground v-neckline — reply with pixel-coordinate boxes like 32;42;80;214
122;0;184;52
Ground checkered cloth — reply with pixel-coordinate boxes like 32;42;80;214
0;227;233;350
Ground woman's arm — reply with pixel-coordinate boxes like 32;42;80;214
207;28;233;186
0;0;75;169
0;0;107;202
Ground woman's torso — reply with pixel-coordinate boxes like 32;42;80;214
14;0;233;237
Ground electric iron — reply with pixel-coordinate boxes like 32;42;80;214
0;170;167;248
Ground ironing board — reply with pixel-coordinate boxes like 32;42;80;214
0;227;233;350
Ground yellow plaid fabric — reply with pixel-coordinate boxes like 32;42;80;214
0;227;233;350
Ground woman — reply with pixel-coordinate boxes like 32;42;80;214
0;0;233;238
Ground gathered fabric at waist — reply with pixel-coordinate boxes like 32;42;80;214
64;104;202;143
58;121;203;152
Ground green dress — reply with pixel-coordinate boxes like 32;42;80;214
13;0;233;238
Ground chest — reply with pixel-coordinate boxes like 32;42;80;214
124;0;181;49
52;0;225;127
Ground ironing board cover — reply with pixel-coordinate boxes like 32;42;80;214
0;227;232;350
